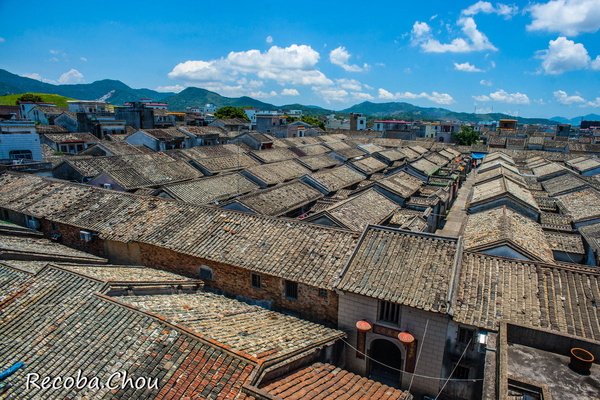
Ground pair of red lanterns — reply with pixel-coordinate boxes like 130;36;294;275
356;320;415;344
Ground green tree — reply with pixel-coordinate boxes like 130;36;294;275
452;125;479;145
214;106;250;121
17;93;43;103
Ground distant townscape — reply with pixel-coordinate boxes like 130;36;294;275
1;86;599;400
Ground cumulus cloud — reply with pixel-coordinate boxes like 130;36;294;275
57;69;85;84
315;88;349;103
281;88;300;96
473;89;530;104
80;57;87;62
168;44;333;88
536;36;598;74
249;90;278;98
23;73;49;82
527;0;600;36
480;79;493;86
155;85;186;93
49;49;59;54
335;78;363;91
454;62;484;72
329;46;369;72
411;17;497;53
378;88;455;104
462;1;518;18
554;90;586;104
351;92;374;101
266;35;273;43
476;107;493;113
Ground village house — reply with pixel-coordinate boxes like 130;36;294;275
125;128;189;151
41;132;100;154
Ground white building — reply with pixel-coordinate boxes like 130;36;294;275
0;121;43;160
67;100;110;113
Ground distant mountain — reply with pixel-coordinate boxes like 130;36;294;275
160;87;276;111
550;114;600;126
0;69;174;105
342;101;558;125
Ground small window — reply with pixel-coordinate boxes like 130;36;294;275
51;222;57;232
198;265;213;280
452;365;470;380
378;300;400;325
458;327;475;345
319;288;328;298
9;150;33;160
251;273;261;289
285;280;298;300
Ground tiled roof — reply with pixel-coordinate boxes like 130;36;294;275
579;222;600;263
330;147;368;160
308;165;366;192
372;138;404;148
408;145;428;155
469;175;539;213
323;140;352;151
229;180;323;216
139;128;187;140
531;161;569;179
44;132;100;144
408;157;439;176
528;136;545;146
249;148;299;164
348;156;387;175
544;231;586;255
373;170;423;198
194;153;260;174
177;125;227;137
36;124;70;134
357;143;385;154
388;208;430;225
475;165;524;185
0;265;256;399
455;252;600;340
374;148;406;163
32;105;68;115
483;152;515;165
0;234;107;263
568;157;600;173
541;173;588;196
463;206;554;263
157;173;260;205
295;143;331;156
307;189;399;232
64;264;194;282
399;147;421;160
244;159;312;185
488;136;507;146
425;152;450;167
81;140;148;156
213;118;251;125
506;138;526;148
259;363;413;400
294;153;340;171
116;292;344;360
556;188;600;224
540;212;574;232
336;227;460;313
0;173;359;289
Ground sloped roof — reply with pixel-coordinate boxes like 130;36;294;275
294;153;340;171
157;173;259;205
244;159;312;185
470;175;540;213
308;165;366;192
348;156;387;175
556;188;600;224
249;147;299;164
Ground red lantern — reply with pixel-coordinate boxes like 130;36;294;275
356;320;372;333
398;332;415;344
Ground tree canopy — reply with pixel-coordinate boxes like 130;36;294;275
452;125;479;146
214;106;250;121
17;93;43;103
287;115;326;130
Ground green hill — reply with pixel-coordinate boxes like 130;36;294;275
0;93;75;107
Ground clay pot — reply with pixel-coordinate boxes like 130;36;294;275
570;348;594;374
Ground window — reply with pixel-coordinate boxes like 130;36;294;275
9;150;32;160
285;280;298;300
319;289;328;298
452;365;470;380
251;273;261;289
378;301;400;325
198;265;213;280
458;327;475;345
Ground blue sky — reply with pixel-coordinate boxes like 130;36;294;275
1;0;600;118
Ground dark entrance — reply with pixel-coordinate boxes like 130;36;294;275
369;339;403;388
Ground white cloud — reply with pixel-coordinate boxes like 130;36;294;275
351;92;374;101
281;88;300;96
168;44;333;89
249;90;278;98
476;107;493;113
57;69;85;84
474;89;530;104
378;88;455;104
536;36;597;74
49;49;59;54
527;0;600;36
335;78;363;91
0;37;5;43
375;62;386;67
480;79;493;86
462;1;518;18
48;57;59;62
23;73;49;82
329;46;369;72
454;62;484;72
591;56;600;70
266;35;273;43
315;88;349;104
534;98;546;105
80;57;87;62
554;90;586;104
155;84;186;93
411;17;497;53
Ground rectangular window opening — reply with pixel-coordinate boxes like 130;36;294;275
285;280;298;300
251;273;261;289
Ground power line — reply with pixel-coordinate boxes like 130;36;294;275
435;338;473;399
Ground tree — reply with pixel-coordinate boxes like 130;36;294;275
452;125;479;145
214;106;250;121
17;93;43;103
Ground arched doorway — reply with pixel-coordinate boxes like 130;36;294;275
368;339;403;388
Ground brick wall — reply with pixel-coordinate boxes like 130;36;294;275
338;291;450;397
41;221;108;258
138;243;339;327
